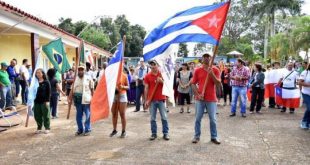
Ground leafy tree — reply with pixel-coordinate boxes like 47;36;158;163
58;17;75;34
249;0;303;58
193;43;207;56
128;24;146;57
178;43;189;57
74;21;88;36
79;27;111;49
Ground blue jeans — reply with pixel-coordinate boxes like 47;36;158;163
194;101;217;139
75;104;91;133
20;80;28;104
50;93;59;117
231;86;247;114
301;94;310;128
0;85;12;109
150;101;169;135
135;85;144;111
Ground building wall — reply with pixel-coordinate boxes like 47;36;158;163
0;35;31;68
0;34;76;71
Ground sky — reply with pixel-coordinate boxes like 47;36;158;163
3;0;310;31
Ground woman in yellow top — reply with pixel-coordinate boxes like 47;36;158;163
110;68;129;138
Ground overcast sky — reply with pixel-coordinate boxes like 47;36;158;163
3;0;310;31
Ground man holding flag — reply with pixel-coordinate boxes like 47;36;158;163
191;54;221;144
144;60;170;141
143;1;230;143
71;65;94;136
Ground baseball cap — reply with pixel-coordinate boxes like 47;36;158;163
1;62;8;67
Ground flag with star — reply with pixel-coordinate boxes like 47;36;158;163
143;1;230;105
42;38;71;74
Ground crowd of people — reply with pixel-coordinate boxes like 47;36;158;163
0;55;309;143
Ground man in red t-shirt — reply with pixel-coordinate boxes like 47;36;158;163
190;53;221;144
144;60;170;141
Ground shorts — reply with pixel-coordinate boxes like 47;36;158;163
114;93;128;103
179;93;191;105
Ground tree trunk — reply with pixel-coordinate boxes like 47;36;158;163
263;19;269;59
270;12;275;36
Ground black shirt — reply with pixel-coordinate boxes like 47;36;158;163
34;80;51;104
49;78;58;94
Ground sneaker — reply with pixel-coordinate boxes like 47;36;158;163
133;110;140;112
120;131;127;138
110;130;118;137
300;121;309;130
75;131;83;136
241;114;246;118
281;109;286;113
163;134;170;141
35;130;42;134
187;108;191;113
256;111;262;114
229;113;236;117
289;110;295;114
180;108;184;113
223;102;227;106
192;137;200;143
84;131;91;136
166;108;169;113
44;130;50;134
149;134;157;141
249;111;254;114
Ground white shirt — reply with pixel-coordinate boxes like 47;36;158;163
281;69;299;88
19;65;30;81
300;70;310;95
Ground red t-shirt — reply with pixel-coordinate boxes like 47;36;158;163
191;66;220;102
144;72;166;101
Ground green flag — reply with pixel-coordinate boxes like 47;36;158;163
42;38;71;74
79;41;85;66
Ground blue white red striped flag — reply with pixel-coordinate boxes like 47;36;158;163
90;41;124;123
143;1;230;105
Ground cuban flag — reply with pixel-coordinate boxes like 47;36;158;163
275;86;301;108
143;1;230;105
90;41;124;123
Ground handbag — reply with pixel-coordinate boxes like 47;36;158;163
73;93;83;105
280;71;294;88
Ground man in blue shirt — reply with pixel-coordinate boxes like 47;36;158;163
6;59;18;105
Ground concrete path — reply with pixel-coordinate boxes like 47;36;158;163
0;100;309;165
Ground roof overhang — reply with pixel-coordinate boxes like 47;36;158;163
0;1;111;57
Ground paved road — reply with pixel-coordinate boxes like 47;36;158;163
0;100;309;165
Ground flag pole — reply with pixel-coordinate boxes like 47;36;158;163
67;41;82;119
25;107;30;127
201;0;231;98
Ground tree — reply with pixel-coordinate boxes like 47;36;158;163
249;0;303;59
80;27;111;49
222;0;252;42
74;21;88;36
193;43;207;56
127;24;146;57
269;16;310;62
178;43;189;57
58;18;75;34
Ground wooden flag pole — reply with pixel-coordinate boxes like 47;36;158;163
25;106;30;127
67;42;82;119
201;0;231;99
201;46;219;98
